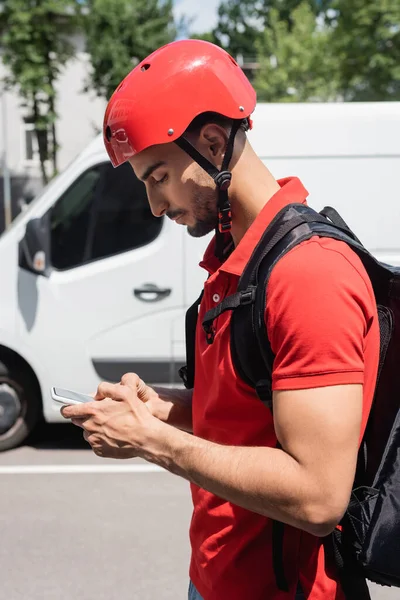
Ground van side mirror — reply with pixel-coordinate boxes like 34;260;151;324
18;215;50;275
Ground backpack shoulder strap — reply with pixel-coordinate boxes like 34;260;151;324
230;203;359;407
319;206;362;243
182;202;379;401
179;289;204;389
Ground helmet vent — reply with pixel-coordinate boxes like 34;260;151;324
141;63;151;72
105;126;112;142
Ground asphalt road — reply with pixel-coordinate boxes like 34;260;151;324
0;423;398;600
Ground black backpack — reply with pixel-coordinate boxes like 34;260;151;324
179;203;400;599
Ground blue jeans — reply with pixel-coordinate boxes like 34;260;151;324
188;581;305;599
188;581;203;600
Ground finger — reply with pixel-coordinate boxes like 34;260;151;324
71;418;87;429
94;392;108;401
83;432;103;456
94;381;118;401
94;380;118;401
96;381;131;402
137;379;148;400
94;385;107;401
61;402;96;420
83;430;98;444
120;373;141;391
83;430;91;443
120;373;149;403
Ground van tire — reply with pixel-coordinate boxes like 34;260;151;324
0;354;41;452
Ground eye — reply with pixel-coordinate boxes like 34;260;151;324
155;174;168;185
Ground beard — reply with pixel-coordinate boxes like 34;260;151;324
187;208;217;237
167;186;219;238
188;187;219;238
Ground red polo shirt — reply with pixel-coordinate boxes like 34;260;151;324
189;177;379;600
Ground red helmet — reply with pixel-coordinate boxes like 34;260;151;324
103;39;257;167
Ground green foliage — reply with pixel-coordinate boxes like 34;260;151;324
210;0;329;59
83;0;177;100
212;0;263;59
0;0;80;183
198;0;400;102
332;0;400;101
191;31;218;44
254;2;338;102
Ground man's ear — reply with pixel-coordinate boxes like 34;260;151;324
198;123;229;162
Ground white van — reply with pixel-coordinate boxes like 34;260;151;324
0;102;399;451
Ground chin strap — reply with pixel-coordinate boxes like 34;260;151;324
175;119;244;260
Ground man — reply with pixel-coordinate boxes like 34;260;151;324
63;40;379;600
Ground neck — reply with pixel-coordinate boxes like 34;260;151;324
228;144;280;246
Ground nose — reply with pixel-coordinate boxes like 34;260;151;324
147;192;168;218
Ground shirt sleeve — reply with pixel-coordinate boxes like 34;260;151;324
265;238;375;391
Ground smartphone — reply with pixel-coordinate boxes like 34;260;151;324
51;387;94;405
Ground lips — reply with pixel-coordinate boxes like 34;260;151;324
170;214;185;224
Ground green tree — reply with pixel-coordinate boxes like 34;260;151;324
268;0;332;26
212;0;263;59
332;0;400;101
210;0;332;60
254;3;338;101
83;0;177;100
0;0;80;184
191;32;218;45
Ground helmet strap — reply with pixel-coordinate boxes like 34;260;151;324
175;119;242;260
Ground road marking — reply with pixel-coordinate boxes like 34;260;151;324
0;464;165;475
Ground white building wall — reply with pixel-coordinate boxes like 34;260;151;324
55;35;107;174
0;34;107;204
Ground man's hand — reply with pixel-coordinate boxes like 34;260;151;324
61;378;363;535
60;374;165;460
122;373;193;432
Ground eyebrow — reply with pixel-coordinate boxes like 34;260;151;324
140;161;166;182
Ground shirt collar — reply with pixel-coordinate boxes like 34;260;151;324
200;177;309;277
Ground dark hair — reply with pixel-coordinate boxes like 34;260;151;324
185;111;249;135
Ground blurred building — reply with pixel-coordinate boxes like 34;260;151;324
0;33;106;232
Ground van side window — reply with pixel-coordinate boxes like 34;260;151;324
50;162;162;270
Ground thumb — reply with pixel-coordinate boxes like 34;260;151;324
96;382;131;403
137;379;148;401
120;372;151;402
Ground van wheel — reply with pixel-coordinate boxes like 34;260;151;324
0;356;41;452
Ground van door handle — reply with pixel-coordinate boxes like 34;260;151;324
133;283;172;302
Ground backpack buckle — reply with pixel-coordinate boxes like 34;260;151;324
240;287;257;306
218;206;232;233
